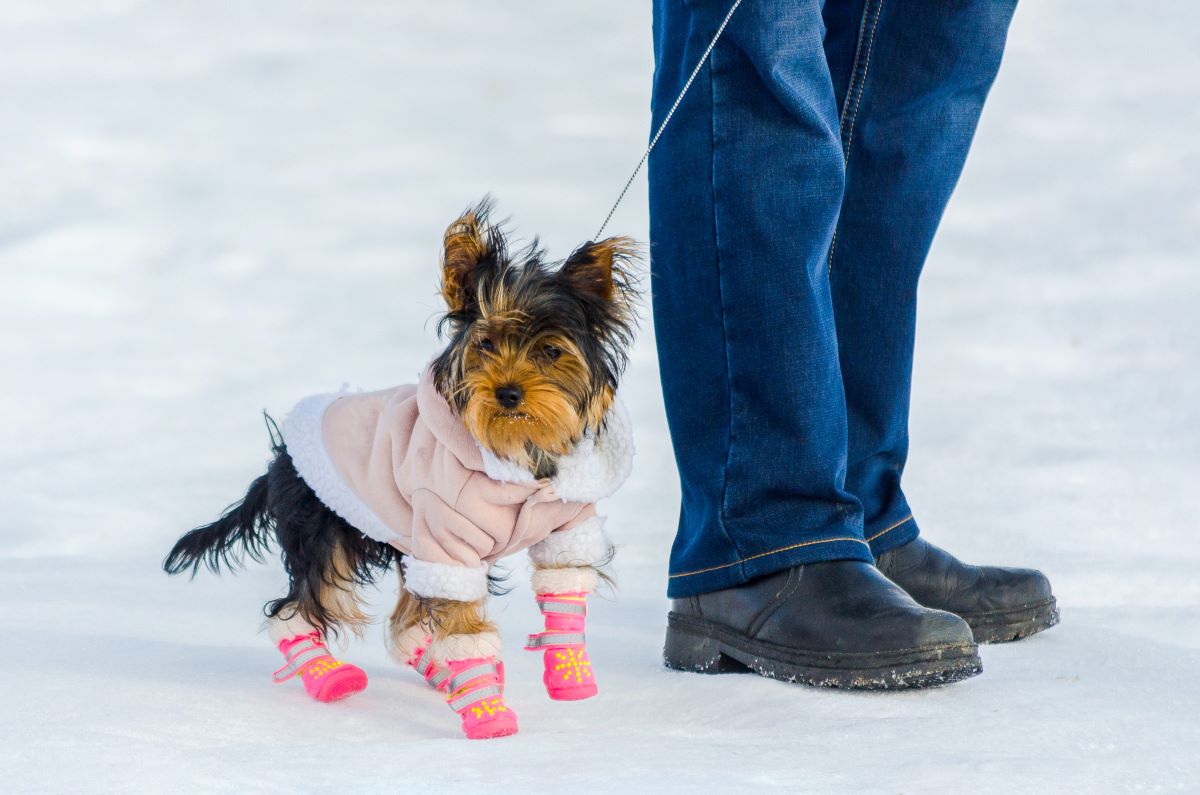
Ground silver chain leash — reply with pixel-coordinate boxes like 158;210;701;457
593;0;745;241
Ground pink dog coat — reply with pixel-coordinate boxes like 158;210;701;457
281;367;632;601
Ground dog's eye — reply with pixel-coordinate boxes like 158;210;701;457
543;344;562;361
478;337;496;353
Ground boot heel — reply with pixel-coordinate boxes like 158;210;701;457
663;621;747;674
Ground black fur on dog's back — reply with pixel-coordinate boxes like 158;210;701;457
163;416;398;637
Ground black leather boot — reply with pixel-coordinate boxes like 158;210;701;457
664;561;981;689
875;538;1059;644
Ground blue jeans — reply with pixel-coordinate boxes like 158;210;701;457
650;0;1018;598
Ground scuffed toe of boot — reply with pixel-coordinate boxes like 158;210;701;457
876;538;1059;643
916;608;977;648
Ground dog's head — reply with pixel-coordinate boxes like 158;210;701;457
430;199;638;477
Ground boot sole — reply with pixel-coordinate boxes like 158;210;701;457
961;597;1060;644
664;612;982;690
315;668;368;703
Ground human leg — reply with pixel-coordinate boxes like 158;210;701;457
821;0;1058;641
653;0;980;687
822;0;1018;552
650;0;871;600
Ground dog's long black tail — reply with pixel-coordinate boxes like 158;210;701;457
163;415;282;578
163;468;274;577
164;415;400;638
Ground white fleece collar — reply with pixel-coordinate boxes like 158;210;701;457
477;395;634;504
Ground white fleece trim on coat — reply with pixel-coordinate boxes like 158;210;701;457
532;566;600;595
477;395;634;503
402;557;489;601
281;392;398;545
429;631;502;664
528;515;611;568
552;396;634;502
477;445;538;484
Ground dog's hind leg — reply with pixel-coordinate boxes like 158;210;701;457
267;603;369;703
258;442;396;703
267;543;374;704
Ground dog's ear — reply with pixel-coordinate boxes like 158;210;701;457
559;237;638;303
441;200;500;314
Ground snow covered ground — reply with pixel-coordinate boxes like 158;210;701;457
2;1;1198;792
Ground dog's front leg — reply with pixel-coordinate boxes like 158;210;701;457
388;581;443;688
526;515;612;700
399;558;516;738
418;596;515;740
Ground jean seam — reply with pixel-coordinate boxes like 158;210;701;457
708;30;745;565
668;536;871;579
841;0;883;165
864;514;913;543
836;1;870;142
827;0;884;277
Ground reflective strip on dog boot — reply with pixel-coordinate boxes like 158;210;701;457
442;657;517;740
412;645;504;692
408;641;448;690
525;631;587;649
536;595;587;616
273;631;367;703
525;591;598;701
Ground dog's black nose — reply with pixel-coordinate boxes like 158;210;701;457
495;385;523;409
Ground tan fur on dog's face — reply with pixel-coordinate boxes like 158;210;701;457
456;293;610;468
431;200;637;477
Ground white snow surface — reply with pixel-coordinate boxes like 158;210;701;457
2;1;1199;792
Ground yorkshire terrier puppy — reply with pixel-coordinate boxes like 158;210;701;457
164;200;637;739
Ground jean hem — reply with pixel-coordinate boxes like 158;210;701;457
865;514;919;557
666;537;874;599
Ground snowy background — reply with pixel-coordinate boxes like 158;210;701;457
2;1;1198;792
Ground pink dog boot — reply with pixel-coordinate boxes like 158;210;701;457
525;592;598;701
407;638;505;692
273;631;368;703
443;658;517;739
